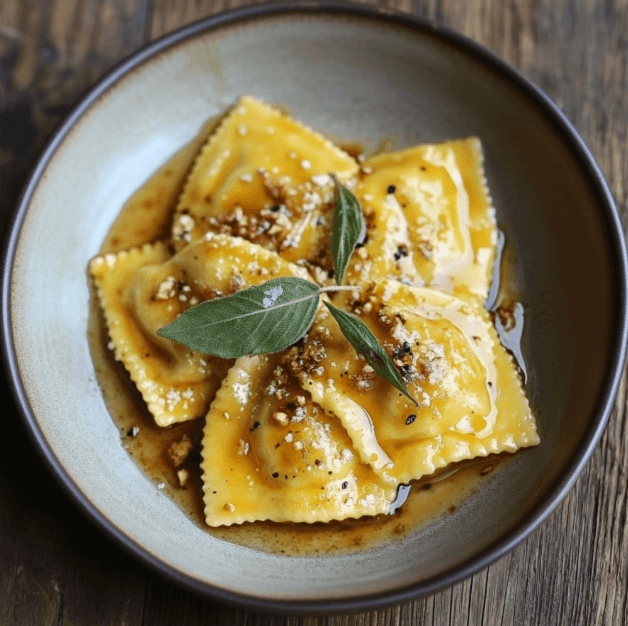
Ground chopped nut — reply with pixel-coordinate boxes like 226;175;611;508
237;439;250;456
274;411;289;426
349;361;377;390
155;276;177;300
177;468;190;487
167;435;193;468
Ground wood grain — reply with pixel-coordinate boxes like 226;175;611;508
1;1;627;624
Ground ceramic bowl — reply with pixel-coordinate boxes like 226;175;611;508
2;2;626;614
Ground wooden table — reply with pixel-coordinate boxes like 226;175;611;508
1;1;626;624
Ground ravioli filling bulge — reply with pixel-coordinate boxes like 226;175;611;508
90;233;311;426
293;281;537;485
349;138;496;299
172;95;358;259
201;353;396;526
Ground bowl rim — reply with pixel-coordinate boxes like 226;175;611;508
2;0;627;615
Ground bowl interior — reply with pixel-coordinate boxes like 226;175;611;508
5;8;623;610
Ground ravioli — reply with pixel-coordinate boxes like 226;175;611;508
347;139;496;299
290;280;538;485
201;353;397;526
90;98;538;531
171;95;358;266
90;233;311;426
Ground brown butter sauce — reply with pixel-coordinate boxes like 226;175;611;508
88;125;515;556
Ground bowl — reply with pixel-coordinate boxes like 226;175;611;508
2;1;626;614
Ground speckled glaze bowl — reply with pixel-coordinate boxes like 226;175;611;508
2;2;626;614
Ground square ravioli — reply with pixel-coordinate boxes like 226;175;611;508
171;95;358;265
347;138;497;299
201;353;397;526
287;280;538;485
89;233;311;426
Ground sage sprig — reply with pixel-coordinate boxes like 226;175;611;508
158;277;320;358
330;174;365;285
158;176;417;403
324;302;418;405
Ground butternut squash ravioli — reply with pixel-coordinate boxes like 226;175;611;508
89;96;539;527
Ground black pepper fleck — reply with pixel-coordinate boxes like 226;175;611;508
387;185;396;194
393;245;408;261
405;414;417;425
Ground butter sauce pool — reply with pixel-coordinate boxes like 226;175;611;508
88;123;521;556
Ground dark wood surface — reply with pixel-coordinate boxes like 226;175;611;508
1;1;627;624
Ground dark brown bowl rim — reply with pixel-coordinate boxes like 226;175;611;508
2;0;627;616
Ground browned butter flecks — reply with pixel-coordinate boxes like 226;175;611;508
88;95;539;553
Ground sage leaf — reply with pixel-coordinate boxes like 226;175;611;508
330;174;366;285
323;301;418;406
158;277;320;358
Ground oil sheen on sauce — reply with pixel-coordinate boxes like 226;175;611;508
88;127;522;557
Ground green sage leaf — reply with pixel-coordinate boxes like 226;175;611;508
330;174;366;285
158;277;320;358
323;301;418;406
